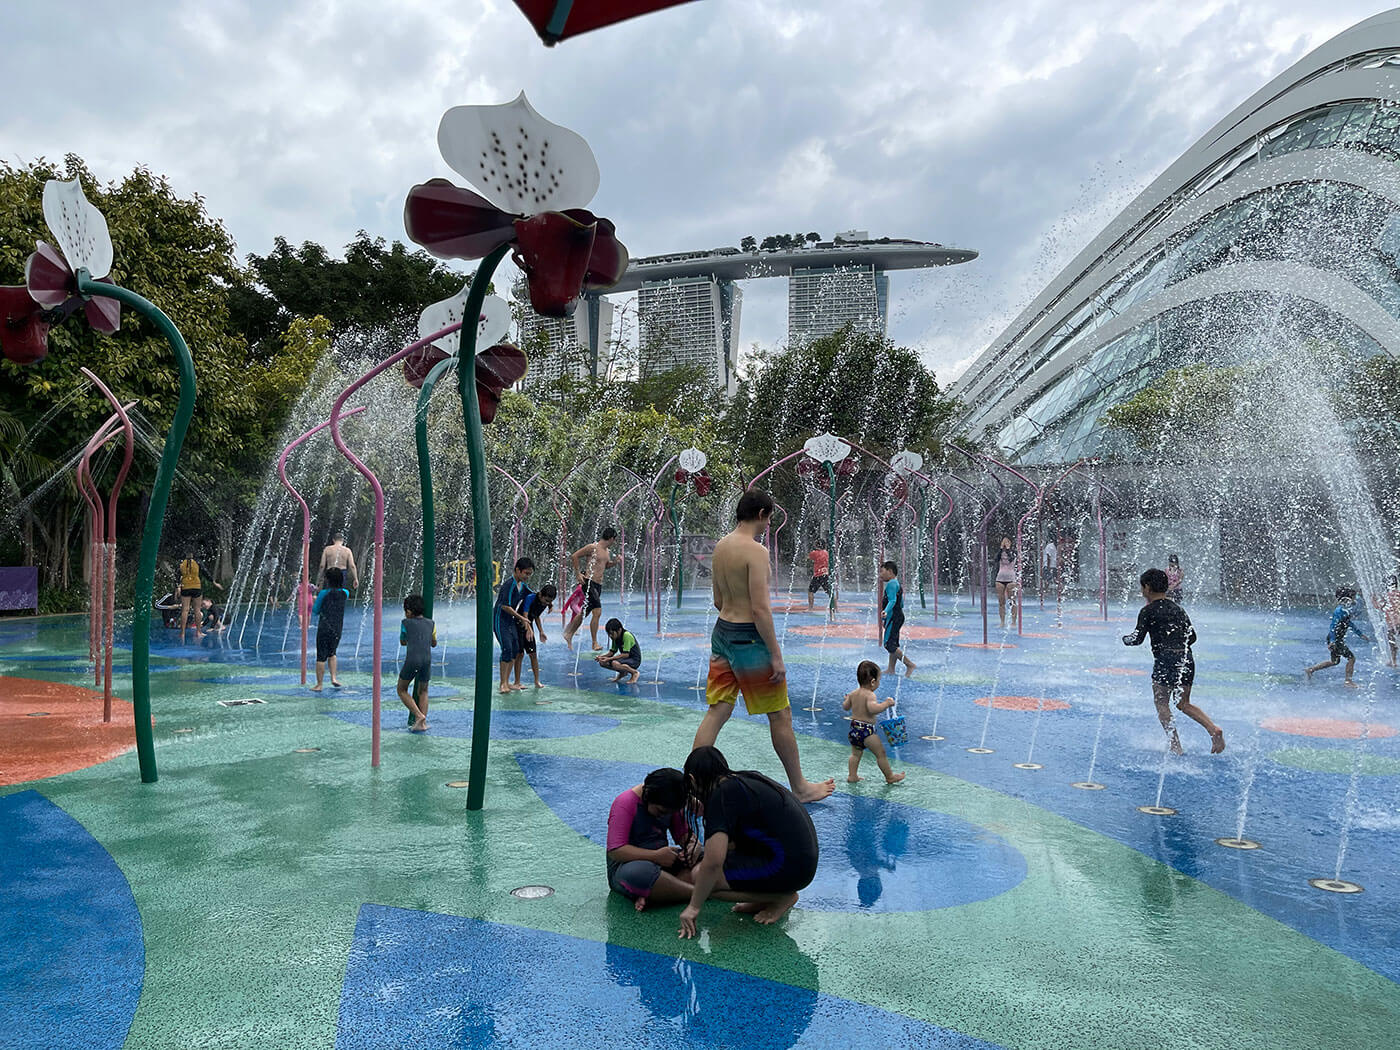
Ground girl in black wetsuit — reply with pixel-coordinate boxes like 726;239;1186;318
677;746;819;939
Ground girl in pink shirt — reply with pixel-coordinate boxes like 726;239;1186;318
606;768;697;911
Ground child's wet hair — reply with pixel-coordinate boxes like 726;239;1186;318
881;560;899;575
857;660;881;687
1140;568;1169;593
403;594;425;616
539;584;558;603
515;556;535;572
604;617;623;634
641;767;687;811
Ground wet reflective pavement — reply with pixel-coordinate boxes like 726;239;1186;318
2;592;1398;1048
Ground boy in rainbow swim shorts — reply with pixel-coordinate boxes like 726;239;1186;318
693;488;835;804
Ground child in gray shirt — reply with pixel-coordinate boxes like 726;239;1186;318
398;594;437;732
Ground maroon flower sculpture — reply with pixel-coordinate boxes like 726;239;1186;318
403;290;528;424
674;468;713;497
403;94;627;318
26;242;120;334
0;286;50;364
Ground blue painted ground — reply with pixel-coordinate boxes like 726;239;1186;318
336;905;1004;1050
0;791;143;1050
517;753;1026;912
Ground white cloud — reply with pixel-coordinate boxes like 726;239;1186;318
0;0;1384;382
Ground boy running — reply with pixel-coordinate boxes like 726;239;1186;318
1306;588;1370;687
878;561;916;677
1123;568;1225;755
397;594;437;732
564;528;621;651
843;661;905;784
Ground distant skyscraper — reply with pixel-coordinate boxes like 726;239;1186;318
514;282;612;387
787;263;889;341
636;276;742;395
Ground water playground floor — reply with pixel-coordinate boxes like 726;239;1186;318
2;589;1399;1049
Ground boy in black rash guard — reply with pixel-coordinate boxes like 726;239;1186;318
311;584;350;691
1123;568;1225;755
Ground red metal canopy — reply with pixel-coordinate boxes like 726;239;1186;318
512;0;699;45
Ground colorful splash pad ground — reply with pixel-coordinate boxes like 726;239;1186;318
2;588;1398;1048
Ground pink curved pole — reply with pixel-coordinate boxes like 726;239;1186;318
278;406;368;684
81;371;136;719
973;454;1038;634
930;483;954;619
329;322;463;769
1025;459;1089;613
548;457;594;613
746;448;807;490
768;499;789;601
489;465;529;564
78;411;129;701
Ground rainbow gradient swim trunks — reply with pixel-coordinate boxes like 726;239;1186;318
707;619;790;715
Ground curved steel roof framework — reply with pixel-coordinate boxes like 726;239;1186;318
951;9;1400;463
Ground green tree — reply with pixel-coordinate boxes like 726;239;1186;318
0;156;323;600
726;325;960;474
231;232;464;353
740;236;757;253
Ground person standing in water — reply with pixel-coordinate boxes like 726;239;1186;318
806;547;832;613
563;527;621;651
1123;568;1225;755
318;532;359;591
1371;576;1400;668
693;489;835;804
877;560;916;677
311;581;350;691
1306;588;1370;687
993;537;1018;629
177;552;222;643
1165;554;1184;602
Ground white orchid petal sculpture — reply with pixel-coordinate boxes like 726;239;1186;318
417;288;511;356
437;92;601;215
804;433;853;463
42;178;113;280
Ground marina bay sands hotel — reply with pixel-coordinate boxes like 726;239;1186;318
517;232;977;394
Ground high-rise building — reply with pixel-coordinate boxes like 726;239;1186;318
787;263;890;341
636;276;742;395
514;284;613;387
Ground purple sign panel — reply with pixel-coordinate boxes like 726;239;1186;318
0;567;39;611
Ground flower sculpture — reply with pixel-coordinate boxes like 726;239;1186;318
0;286;50;363
5;175;196;785
401;94;626;810
402;288;526;423
24;179;121;333
404;93;628;317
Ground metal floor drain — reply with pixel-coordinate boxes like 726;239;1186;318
510;885;554;899
1215;838;1260;850
1071;781;1105;790
1309;878;1363;894
1137;805;1177;816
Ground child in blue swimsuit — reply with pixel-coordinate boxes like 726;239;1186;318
841;661;905;785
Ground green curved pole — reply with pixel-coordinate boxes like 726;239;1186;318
460;244;510;811
77;270;196;785
825;460;837;617
416;355;458;620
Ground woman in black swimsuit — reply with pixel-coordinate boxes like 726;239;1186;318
677;746;819;938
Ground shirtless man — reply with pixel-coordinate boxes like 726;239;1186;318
318;532;359;591
563;527;620;651
693;489;835;803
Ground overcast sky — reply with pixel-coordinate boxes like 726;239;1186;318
1;0;1386;383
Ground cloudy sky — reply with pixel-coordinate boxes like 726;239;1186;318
1;0;1386;382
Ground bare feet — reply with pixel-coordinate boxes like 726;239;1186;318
410;717;428;733
1304;667;1314;682
1210;728;1226;754
794;778;836;803
563;630;575;652
626;671;640;684
534;681;543;689
310;685;323;692
885;772;905;784
754;893;799;924
1168;731;1185;756
634;896;648;913
847;774;862;783
1344;680;1358;689
591;643;604;652
331;680;343;688
904;660;917;677
731;901;764;915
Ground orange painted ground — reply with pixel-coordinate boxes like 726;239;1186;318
974;695;1072;711
1089;667;1149;676
0;676;137;784
789;623;962;641
1259;716;1398;740
954;642;1018;650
